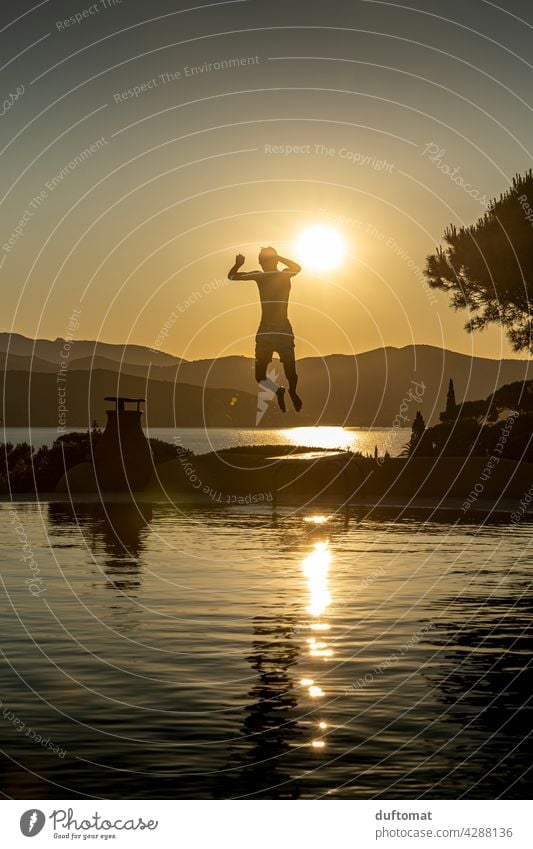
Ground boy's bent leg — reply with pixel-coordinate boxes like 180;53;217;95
255;357;273;387
255;344;278;394
282;349;302;412
257;368;286;413
255;336;285;413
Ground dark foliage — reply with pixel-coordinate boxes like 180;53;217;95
148;437;185;464
0;430;196;493
407;380;533;461
403;410;426;456
1;427;102;493
211;444;357;456
425;171;533;351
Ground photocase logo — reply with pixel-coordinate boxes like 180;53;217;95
256;365;280;425
20;809;46;837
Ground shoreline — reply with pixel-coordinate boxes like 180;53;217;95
1;491;531;518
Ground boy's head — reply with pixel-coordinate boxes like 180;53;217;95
259;246;278;271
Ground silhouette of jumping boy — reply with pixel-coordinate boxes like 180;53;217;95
228;246;303;413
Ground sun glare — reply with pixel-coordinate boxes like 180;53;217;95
302;541;331;618
282;426;354;450
293;225;346;272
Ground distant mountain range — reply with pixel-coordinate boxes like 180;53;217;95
0;332;181;367
1;332;530;428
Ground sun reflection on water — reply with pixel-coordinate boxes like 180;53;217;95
281;426;354;450
299;533;335;750
302;541;331;618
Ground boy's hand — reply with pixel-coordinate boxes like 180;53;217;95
235;253;245;267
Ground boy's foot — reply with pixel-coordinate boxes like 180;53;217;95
289;389;303;412
276;386;286;412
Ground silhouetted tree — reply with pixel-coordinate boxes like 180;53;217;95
411;378;533;460
90;419;102;439
446;377;456;410
448;378;456;406
0;441;34;491
1;429;102;492
492;379;533;416
0;430;197;493
440;378;459;422
425;171;533;351
404;410;427;456
412;410;426;441
148;437;186;464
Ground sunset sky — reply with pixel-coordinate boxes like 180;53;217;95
2;0;532;360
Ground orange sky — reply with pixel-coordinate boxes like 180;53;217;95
2;0;532;361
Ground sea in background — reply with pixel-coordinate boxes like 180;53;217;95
1;426;409;457
0;502;530;799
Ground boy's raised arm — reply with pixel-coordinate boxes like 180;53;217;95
228;253;258;281
277;255;302;275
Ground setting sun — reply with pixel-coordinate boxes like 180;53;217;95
293;225;347;272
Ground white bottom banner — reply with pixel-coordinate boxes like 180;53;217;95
0;799;530;848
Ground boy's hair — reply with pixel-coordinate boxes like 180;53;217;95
259;246;277;262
